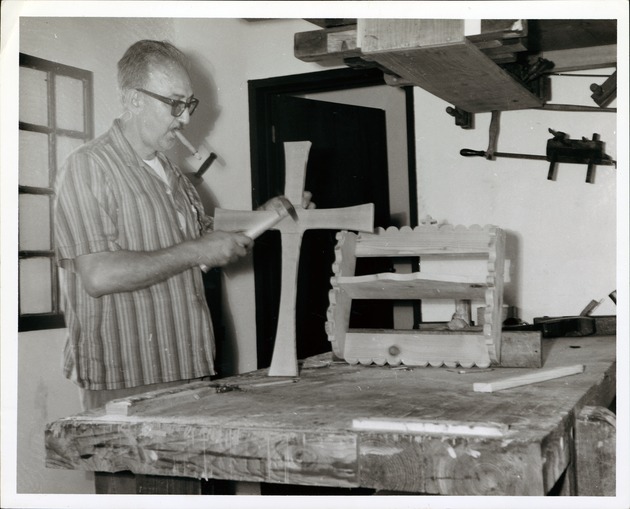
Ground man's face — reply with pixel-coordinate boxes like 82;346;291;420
136;60;194;156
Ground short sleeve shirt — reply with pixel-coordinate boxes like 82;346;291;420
54;119;216;390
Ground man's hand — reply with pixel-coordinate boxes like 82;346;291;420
193;231;252;267
259;192;316;212
301;191;316;210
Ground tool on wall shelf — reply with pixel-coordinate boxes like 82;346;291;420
461;128;616;184
501;57;554;100
446;106;474;129
590;70;617;108
609;290;616;305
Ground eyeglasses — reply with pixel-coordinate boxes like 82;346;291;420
136;88;199;117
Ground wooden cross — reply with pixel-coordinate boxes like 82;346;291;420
213;141;374;376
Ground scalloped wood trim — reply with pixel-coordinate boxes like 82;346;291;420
344;331;492;368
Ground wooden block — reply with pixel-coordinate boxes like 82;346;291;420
593;315;616;335
500;331;542;368
453;299;472;325
575;405;616;496
295;19;528;67
469;19;528;42
359;19;466;53
473;364;585;393
362;36;542;112
357;431;546;495
294;24;360;62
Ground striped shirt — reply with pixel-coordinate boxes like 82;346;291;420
54;119;215;390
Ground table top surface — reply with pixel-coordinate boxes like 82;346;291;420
46;335;616;495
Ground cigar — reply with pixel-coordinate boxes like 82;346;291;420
174;130;202;160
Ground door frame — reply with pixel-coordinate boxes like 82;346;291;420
247;67;418;221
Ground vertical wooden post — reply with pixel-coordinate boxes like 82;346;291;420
574;405;616;496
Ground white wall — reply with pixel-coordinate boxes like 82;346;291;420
414;73;617;321
17;330;94;494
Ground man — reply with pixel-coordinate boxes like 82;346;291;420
54;40;306;411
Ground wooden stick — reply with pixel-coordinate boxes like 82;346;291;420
353;417;508;437
473;364;585;393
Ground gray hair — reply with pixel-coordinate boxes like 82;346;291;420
117;40;190;92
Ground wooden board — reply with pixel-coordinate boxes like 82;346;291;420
341;329;542;369
343;330;492;368
473;364;585;393
354;224;499;256
360;19;468;53
363;38;542;112
45;336;616;495
357;19;541;112
336;272;488;300
294;24;360;62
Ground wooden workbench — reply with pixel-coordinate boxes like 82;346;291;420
45;335;616;496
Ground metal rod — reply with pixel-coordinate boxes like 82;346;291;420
550;73;613;78
460;148;547;161
535;104;616;113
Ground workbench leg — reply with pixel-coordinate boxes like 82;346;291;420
574;405;616;496
94;472;137;494
234;481;262;495
555;467;575;496
94;472;203;494
136;474;202;494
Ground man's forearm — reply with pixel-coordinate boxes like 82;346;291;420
75;241;202;298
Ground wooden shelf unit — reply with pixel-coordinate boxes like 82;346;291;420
326;224;506;368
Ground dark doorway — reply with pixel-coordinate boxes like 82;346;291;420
248;68;416;369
